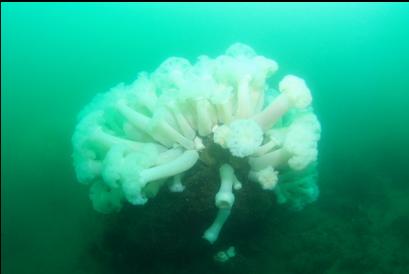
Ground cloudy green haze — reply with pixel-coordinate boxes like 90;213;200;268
2;3;409;274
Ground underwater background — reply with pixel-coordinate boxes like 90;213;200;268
2;3;409;274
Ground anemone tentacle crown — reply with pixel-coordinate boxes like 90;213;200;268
72;43;321;244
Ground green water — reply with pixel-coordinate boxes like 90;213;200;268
2;3;409;274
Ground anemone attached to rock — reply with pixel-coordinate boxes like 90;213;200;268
72;43;321;249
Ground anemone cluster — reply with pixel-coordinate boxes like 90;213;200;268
72;43;321;245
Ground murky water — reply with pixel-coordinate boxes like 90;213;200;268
2;3;409;274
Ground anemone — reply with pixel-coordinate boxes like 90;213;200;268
72;43;321;250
